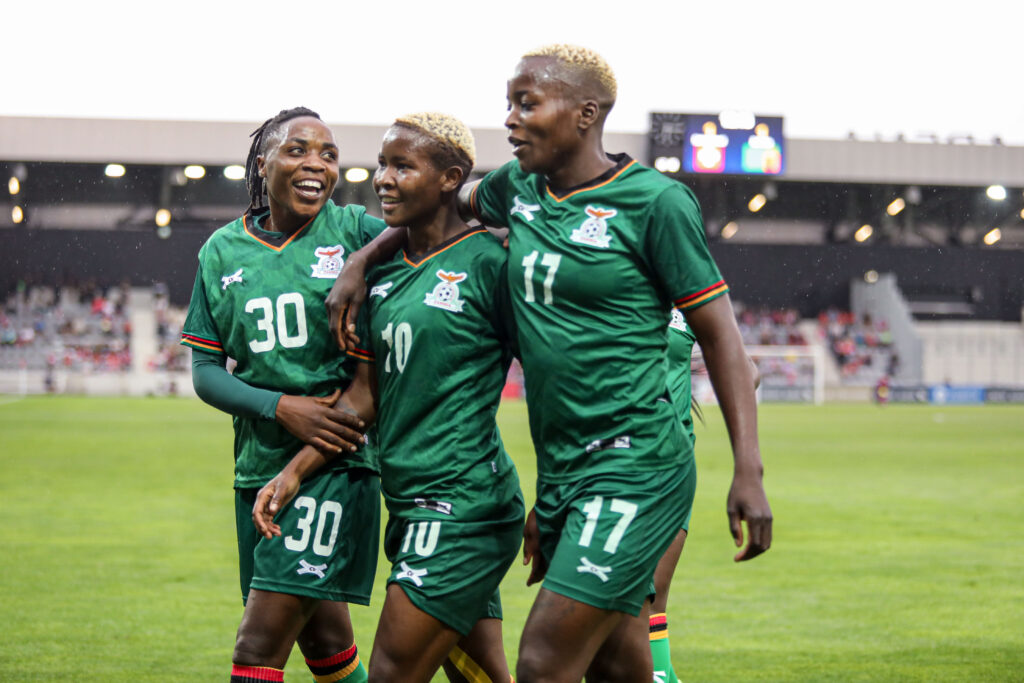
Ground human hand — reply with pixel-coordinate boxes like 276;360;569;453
326;254;368;351
522;507;548;585
275;389;365;453
727;471;773;562
252;471;301;539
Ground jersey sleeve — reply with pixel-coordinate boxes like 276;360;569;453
644;184;728;312
180;263;225;355
468;163;515;228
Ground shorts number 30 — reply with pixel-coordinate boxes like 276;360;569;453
284;496;343;557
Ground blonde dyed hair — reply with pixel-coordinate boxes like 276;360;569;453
523;44;617;105
394;112;476;167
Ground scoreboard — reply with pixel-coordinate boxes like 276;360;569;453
648;112;785;175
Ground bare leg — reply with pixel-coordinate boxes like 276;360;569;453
516;588;632;683
585;601;652;683
369;583;462;683
233;589;321;668
652;529;688;613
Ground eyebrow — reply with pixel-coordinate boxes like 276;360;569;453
285;136;338;150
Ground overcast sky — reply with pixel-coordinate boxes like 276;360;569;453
6;0;1023;145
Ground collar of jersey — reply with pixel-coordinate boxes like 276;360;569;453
401;227;487;268
544;153;635;203
243;209;316;252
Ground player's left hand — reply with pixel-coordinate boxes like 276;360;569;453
522;507;548;585
252;471;301;539
727;471;773;562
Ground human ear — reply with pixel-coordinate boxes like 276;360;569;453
256;156;267;178
578;99;600;131
440;166;463;194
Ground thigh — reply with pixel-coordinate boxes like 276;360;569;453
516;588;625;683
370;583;462;683
652;528;688;613
585;601;653;683
252;468;380;604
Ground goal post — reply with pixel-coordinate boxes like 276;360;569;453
692;344;827;405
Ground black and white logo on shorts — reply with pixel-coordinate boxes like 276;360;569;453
297;559;327;579
576;557;612;582
396;561;428;587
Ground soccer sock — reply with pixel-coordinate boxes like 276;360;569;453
447;645;494;683
230;664;284;682
649;613;679;683
306;644;367;683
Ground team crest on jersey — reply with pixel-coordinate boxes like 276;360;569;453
510;195;541;222
424;270;467;312
570;206;616;248
669;308;688;332
310;245;345;279
220;268;244;290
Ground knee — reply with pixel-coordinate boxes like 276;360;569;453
233;629;273;667
516;646;556;683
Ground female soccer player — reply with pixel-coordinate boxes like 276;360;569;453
328;45;773;683
180;107;383;683
253;113;524;683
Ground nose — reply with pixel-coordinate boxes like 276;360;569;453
504;108;519;131
303;151;326;171
373;165;394;190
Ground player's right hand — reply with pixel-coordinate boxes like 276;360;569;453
326;253;369;351
522;507;548;585
275;390;365;454
252;471;301;539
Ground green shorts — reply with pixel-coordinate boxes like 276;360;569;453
534;461;696;615
235;467;381;605
383;492;525;635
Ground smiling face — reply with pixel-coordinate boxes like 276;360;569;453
505;56;584;177
373;125;452;229
257;116;339;231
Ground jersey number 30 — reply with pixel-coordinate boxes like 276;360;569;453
245;293;308;353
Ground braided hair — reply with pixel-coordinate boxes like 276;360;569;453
244;106;322;211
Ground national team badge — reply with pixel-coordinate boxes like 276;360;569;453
510;195;541;222
570;206;616;248
310;245;345;279
424;270;467;312
669;308;688;332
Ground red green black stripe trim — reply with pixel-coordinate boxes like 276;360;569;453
675;280;729;310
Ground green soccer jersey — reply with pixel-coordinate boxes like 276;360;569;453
469;154;727;482
667;308;698;444
181;201;385;488
349;228;520;522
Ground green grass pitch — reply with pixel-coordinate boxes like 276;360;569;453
1;395;1022;681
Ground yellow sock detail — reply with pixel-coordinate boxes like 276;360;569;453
447;645;493;683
